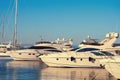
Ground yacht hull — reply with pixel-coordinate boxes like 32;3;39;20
40;52;105;68
0;52;10;57
41;58;102;68
6;50;40;61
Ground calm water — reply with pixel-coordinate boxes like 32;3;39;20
0;58;116;80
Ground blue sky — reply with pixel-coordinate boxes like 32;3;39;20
0;0;120;45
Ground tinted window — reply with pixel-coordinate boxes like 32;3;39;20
91;51;114;56
29;46;57;49
70;48;79;51
46;50;62;52
100;51;114;56
76;48;99;52
36;41;51;44
91;52;104;56
0;46;6;48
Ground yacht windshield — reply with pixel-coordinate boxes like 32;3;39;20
91;51;104;56
70;48;79;51
100;51;114;56
45;49;62;52
91;51;114;56
29;46;57;49
76;48;99;52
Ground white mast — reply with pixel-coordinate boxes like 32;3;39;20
13;0;18;48
2;16;5;44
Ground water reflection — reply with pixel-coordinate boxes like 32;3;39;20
7;61;41;69
5;61;44;80
0;60;116;80
41;67;116;80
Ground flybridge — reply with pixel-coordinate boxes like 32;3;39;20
79;32;119;50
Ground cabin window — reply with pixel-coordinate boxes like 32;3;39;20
89;57;95;63
0;46;6;48
29;53;31;55
115;50;120;55
66;58;69;60
71;57;76;62
29;46;57;49
100;51;114;56
91;51;114;56
56;58;59;60
91;52;104;56
19;53;22;55
46;50;62;52
80;58;82;61
76;48;99;52
33;53;35;55
89;57;92;61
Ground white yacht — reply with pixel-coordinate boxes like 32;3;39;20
6;43;61;61
39;32;120;68
35;38;73;51
0;42;12;57
6;49;41;60
39;48;114;68
7;39;73;61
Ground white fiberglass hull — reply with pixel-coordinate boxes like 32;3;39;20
0;52;12;59
40;52;105;68
6;49;40;61
0;52;10;57
100;56;120;63
99;56;120;79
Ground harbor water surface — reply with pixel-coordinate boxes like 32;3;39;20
0;57;116;80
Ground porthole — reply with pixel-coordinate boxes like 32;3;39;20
80;58;82;61
33;53;35;55
29;53;31;55
56;58;59;60
67;58;69;60
19;53;21;55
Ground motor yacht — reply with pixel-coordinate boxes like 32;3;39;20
0;42;12;57
35;38;73;51
7;38;73;61
39;47;114;68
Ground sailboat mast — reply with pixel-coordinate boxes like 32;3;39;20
2;16;5;44
13;0;18;48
